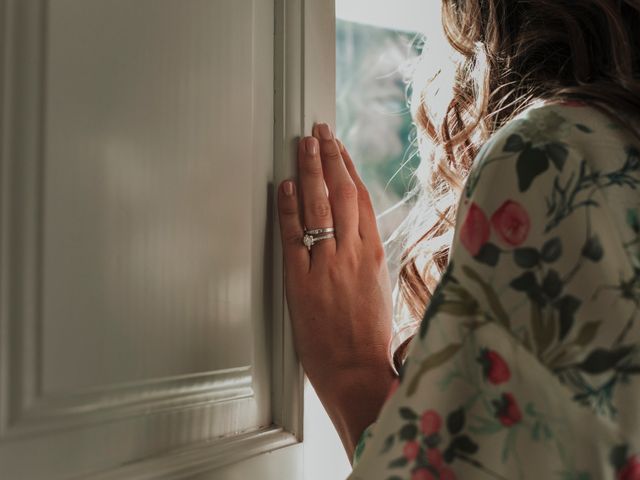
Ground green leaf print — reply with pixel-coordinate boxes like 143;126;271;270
399;423;418;441
545;142;569;171
531;421;542;441
517;145;550;192
407;344;462;396
573;321;602;346
504;134;526;152
578;346;635;374
418;268;455;338
514;247;540;268
554;295;582;341
531;300;554;355
439;300;480;316
510;271;538;292
502;428;519;462
387;456;409;469
627;208;640;233
541;237;563;263
510;271;548;307
542;269;563;299
399;407;418;420
419;287;445;340
474;243;502;267
582;235;604;262
380;434;395;454
575;123;593;133
469;417;503;435
450;435;479;454
609;444;629;470
447;407;466;436
463;266;511;329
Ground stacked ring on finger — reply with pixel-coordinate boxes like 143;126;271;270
302;227;336;251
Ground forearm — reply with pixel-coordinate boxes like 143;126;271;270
310;359;398;461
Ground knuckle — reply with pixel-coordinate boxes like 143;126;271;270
327;263;345;283
283;230;302;247
322;145;342;162
309;200;332;219
336;181;357;201
371;243;386;264
357;184;371;203
340;247;360;269
327;252;358;282
279;202;298;216
303;161;324;176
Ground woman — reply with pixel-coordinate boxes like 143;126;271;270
277;1;640;478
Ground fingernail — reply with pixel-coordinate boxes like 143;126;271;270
283;180;294;196
317;123;333;140
336;139;345;152
305;136;318;155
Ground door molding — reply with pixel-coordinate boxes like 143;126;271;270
272;0;336;442
82;427;297;480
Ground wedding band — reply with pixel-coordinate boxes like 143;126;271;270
303;227;335;235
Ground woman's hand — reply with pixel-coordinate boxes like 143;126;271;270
277;123;397;459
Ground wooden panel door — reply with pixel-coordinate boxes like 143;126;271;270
0;0;347;478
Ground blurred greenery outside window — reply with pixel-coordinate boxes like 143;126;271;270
336;14;423;281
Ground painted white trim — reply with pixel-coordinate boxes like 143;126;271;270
0;0;48;434
8;368;254;437
272;0;304;440
82;427;298;480
272;0;337;441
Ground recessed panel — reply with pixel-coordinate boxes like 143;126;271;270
42;0;262;393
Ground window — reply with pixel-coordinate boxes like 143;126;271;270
336;0;433;280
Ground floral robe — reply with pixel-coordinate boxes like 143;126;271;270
349;102;640;480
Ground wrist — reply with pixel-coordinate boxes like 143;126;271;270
311;358;398;460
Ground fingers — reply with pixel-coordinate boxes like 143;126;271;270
312;124;359;244
277;179;310;273
298;136;336;258
337;139;382;244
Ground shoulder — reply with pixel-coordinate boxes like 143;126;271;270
485;100;611;150
464;101;615;201
474;100;636;168
453;101;620;266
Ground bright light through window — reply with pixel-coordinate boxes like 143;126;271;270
336;0;437;34
336;0;438;281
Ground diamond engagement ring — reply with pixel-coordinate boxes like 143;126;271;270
302;227;335;251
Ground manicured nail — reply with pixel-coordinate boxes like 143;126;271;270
306;136;318;155
283;180;294;196
317;123;333;140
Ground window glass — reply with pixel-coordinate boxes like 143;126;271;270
336;0;430;281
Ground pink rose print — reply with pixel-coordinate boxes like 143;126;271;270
439;466;457;480
420;410;442;436
412;468;436;480
478;348;511;385
426;448;443;469
618;456;640;480
403;441;420;462
490;200;530;246
494;392;522;427
460;202;490;256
